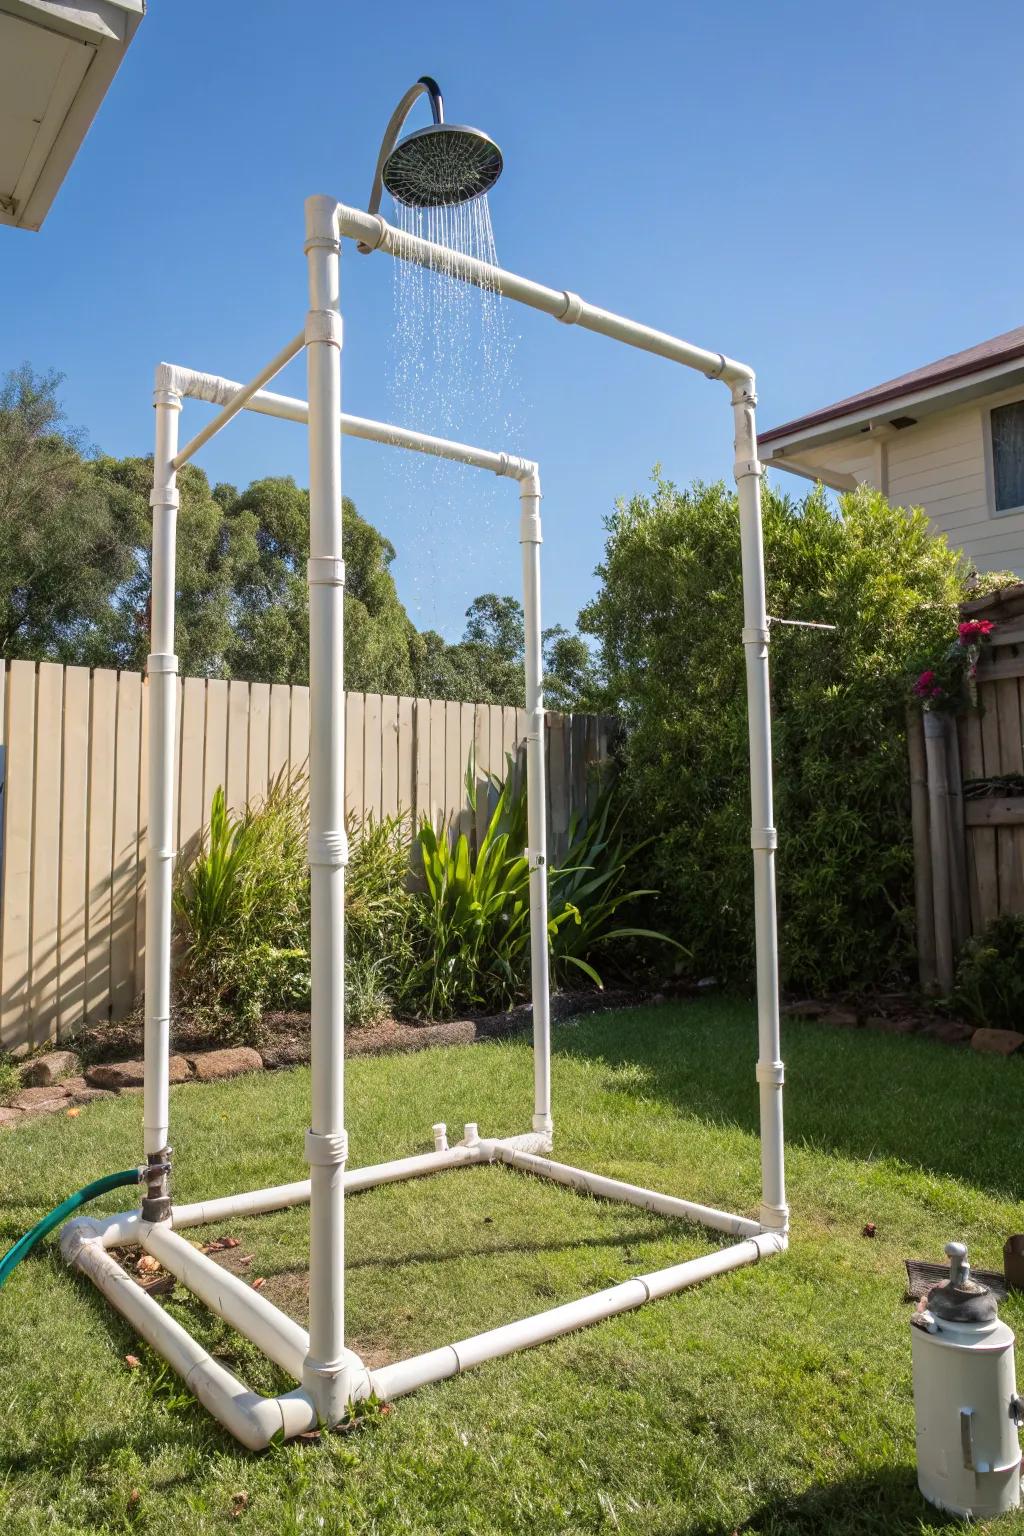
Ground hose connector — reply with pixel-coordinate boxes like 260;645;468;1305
140;1147;173;1224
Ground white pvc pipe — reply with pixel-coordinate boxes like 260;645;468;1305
60;1222;319;1450
732;388;788;1235
143;377;181;1188
171;330;305;469
488;1143;762;1238
156;360;535;481
141;1222;312;1381
172;1180;313;1229
170;1144;487;1229
370;1232;785;1400
337;203;751;386
302;195;352;1425
519;472;553;1139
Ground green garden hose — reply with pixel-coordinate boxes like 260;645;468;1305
0;1168;142;1288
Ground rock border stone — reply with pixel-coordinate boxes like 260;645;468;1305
0;992;637;1133
782;999;1023;1055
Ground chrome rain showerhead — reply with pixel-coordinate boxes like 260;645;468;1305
360;76;503;242
382;122;502;209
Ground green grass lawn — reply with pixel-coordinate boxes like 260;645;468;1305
2;998;1024;1535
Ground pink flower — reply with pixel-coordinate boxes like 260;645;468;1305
913;669;936;696
958;619;996;644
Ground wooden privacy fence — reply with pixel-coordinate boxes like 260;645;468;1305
0;659;614;1051
909;582;1024;992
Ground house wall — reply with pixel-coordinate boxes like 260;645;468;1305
781;393;1024;576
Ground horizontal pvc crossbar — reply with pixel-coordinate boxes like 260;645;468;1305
370;1232;784;1401
334;203;751;387
488;1144;763;1238
170;1144;485;1229
159;361;536;481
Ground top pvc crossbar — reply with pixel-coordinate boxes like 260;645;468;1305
332;200;755;391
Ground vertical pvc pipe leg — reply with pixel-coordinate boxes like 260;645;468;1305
301;195;354;1425
732;380;788;1235
519;473;553;1143
142;371;182;1222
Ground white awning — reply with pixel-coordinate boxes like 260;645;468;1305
0;0;143;232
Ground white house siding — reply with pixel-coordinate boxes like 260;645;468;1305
783;402;1024;576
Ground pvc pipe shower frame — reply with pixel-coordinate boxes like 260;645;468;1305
62;193;789;1447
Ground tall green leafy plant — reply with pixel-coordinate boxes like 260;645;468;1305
346;810;421;1025
174;777;424;1035
412;756;679;1017
411;760;533;1016
549;780;684;987
173;773;310;1035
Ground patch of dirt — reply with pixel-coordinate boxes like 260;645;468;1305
73;988;647;1069
202;1244;394;1368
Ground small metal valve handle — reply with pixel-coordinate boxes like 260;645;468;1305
946;1241;970;1287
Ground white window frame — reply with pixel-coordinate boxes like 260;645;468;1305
982;385;1024;519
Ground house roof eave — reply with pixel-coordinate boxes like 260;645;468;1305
760;354;1024;466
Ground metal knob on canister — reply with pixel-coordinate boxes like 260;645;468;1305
911;1242;1023;1519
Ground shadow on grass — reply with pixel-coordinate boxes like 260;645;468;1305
343;1214;688;1273
555;1000;1024;1202
690;1464;968;1535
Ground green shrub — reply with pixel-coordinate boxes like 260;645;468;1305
580;478;968;992
0;1056;21;1107
953;914;1024;1029
344;952;393;1029
411;757;679;1017
174;782;422;1035
174;756;677;1031
173;773;310;1039
345;811;420;1025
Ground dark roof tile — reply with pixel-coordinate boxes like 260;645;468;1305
760;325;1024;444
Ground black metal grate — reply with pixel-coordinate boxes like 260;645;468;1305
383;124;502;208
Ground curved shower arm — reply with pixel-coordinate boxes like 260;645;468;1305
358;76;445;251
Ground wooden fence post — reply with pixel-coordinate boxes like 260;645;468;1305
922;711;955;995
944;714;970;953
907;707;937;992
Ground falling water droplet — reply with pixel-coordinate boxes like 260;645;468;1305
386;193;523;634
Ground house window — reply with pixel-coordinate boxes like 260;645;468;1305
991;400;1024;511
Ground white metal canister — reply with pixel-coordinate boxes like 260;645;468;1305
911;1242;1023;1519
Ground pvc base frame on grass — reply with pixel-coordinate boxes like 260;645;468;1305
62;1125;786;1449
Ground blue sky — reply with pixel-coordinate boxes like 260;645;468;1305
3;0;1023;638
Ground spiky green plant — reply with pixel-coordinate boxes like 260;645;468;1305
345;810;421;1024
411;757;533;1016
411;755;681;1017
173;771;310;1036
549;779;685;988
